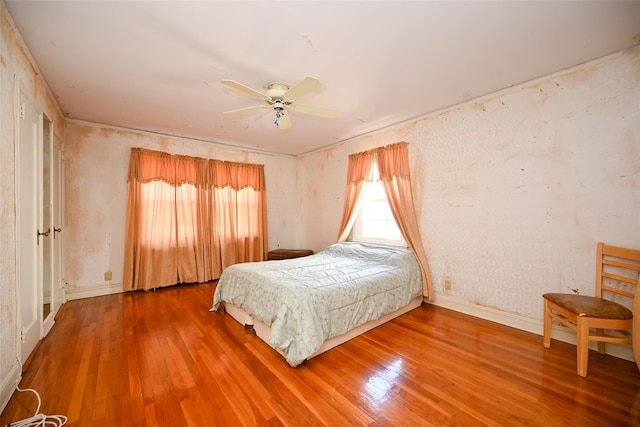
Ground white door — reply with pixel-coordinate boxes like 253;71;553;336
17;88;41;364
41;114;55;337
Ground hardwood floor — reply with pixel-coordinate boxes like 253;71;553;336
2;281;639;426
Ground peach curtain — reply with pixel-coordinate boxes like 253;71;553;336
376;142;433;300
124;148;267;291
336;142;433;300
336;150;375;242
208;159;268;275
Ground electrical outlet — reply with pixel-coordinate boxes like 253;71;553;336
444;277;452;291
104;271;112;281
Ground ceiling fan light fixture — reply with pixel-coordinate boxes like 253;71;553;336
275;109;291;129
274;109;285;127
273;101;288;127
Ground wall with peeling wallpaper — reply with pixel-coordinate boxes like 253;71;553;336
299;46;640;322
63;121;298;292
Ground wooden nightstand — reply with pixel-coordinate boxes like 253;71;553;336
267;249;313;260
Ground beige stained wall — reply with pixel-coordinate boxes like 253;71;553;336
62;121;298;291
299;46;640;320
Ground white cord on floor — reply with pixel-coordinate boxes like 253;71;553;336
6;386;67;427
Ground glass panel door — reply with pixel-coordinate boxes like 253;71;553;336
42;114;53;323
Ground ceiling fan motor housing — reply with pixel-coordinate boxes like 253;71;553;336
266;83;290;102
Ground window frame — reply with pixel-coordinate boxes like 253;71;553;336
351;162;407;248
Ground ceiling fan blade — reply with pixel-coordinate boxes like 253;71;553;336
223;105;268;116
283;76;321;101
276;111;292;130
292;103;338;118
221;79;270;101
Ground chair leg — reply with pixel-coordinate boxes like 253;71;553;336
596;328;606;354
577;318;590;377
543;299;552;348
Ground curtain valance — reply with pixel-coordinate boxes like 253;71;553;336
209;159;266;191
375;142;412;181
345;150;375;184
127;147;265;190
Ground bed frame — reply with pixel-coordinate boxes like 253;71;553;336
223;295;423;363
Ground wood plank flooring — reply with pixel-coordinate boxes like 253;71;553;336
2;281;640;426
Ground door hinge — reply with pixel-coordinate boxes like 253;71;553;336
19;103;26;120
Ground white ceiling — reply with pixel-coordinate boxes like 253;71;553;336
5;1;640;156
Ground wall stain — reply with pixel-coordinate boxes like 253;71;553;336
472;102;487;112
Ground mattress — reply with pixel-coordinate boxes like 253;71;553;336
211;242;423;366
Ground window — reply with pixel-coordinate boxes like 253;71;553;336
140;180;198;249
352;161;406;247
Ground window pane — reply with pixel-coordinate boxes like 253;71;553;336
361;203;374;221
372;201;386;219
388;223;402;240
362;219;375;236
373;219;387;238
369;182;386;199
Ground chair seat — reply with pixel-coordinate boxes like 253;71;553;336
543;293;633;320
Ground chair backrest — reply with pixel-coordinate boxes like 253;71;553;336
596;242;640;304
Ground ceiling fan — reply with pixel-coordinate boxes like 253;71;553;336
220;76;337;130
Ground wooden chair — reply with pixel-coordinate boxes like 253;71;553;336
543;242;640;377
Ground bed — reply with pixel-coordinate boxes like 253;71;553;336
211;241;424;367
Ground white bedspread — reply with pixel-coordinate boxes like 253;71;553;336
211;242;422;367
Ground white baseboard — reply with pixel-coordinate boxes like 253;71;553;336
429;293;635;363
0;359;21;414
65;282;124;300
